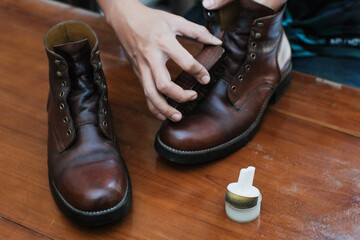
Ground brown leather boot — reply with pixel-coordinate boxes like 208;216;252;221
155;0;292;164
45;21;131;225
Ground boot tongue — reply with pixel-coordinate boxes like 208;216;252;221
54;39;99;126
222;0;275;77
54;38;91;64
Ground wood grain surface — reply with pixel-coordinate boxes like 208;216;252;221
0;217;50;240
0;1;359;239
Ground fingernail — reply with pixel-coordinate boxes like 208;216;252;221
213;36;222;45
157;113;166;121
171;113;182;122
201;75;210;84
191;93;197;101
203;0;214;9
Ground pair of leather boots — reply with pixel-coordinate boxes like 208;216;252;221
45;0;290;226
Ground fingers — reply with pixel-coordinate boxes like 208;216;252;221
139;62;183;122
202;0;234;10
175;18;222;45
146;100;166;121
164;39;211;85
171;17;223;84
148;53;199;102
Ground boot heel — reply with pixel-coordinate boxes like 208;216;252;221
270;71;292;104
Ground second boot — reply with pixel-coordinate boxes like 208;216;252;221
155;0;292;164
45;21;131;225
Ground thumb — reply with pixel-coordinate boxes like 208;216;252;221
202;0;234;10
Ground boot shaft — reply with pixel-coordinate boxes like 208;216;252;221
209;0;287;78
44;21;115;152
222;3;291;108
171;1;290;114
204;0;278;32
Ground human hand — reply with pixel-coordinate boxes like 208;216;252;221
202;0;234;10
98;0;222;122
203;0;286;10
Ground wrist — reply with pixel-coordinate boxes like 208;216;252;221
97;0;112;24
98;0;144;26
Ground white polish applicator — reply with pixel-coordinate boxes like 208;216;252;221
225;166;262;223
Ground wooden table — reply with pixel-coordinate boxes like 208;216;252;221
0;1;359;239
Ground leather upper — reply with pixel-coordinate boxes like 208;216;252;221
45;21;127;211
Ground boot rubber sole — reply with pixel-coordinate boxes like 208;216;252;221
155;68;292;164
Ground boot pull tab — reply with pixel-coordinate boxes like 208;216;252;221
219;1;241;30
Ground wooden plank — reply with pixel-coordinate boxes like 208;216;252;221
0;217;51;240
271;71;360;137
0;0;359;239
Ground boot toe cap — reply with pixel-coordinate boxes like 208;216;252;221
56;159;127;212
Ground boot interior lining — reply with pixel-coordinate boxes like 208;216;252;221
46;21;97;51
220;1;241;30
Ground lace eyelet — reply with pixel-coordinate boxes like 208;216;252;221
255;32;262;39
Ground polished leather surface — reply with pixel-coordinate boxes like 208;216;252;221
159;0;292;152
45;21;128;212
